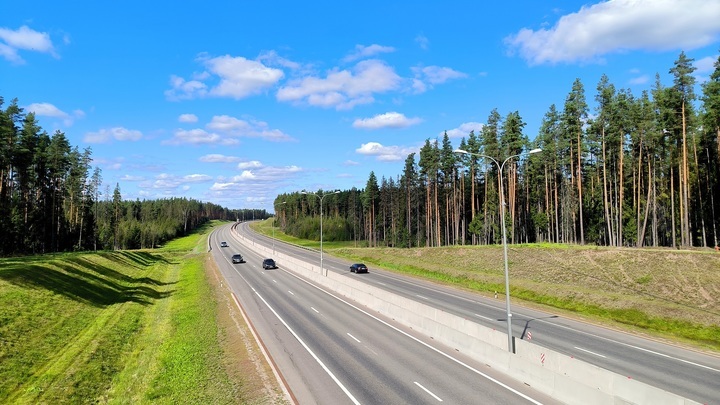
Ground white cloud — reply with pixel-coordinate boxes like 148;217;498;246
0;25;56;63
356;142;417;162
411;65;467;93
120;175;145;181
629;75;649;85
238;160;263;169
353;112;422;130
415;34;429;50
165;54;284;101
443;122;484;138
505;0;720;65
165;75;208;100
209;165;304;194
24;102;83;127
205;55;285;99
695;55;718;73
139;172;213;191
207;115;295;141
178;113;198;123
344;160;360;166
343;44;396;62
184;174;213;182
257;50;301;70
162;128;239;146
199;154;242;163
84;127;143;143
277;59;401;110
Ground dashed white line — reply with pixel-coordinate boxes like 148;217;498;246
474;313;494;321
414;381;443;401
416;294;430;300
288;290;295;296
347;333;361;343
311;307;320;313
575;347;607;358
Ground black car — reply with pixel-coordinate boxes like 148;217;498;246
349;263;368;273
262;258;277;269
232;254;245;264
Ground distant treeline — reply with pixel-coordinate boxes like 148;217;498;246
0;97;266;255
276;52;720;249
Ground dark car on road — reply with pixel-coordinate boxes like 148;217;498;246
232;254;245;264
262;258;277;269
349;263;368;273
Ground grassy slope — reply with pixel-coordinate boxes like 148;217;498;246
253;219;720;352
0;221;285;404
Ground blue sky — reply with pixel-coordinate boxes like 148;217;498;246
2;0;720;212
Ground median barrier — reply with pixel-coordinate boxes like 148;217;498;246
230;228;699;405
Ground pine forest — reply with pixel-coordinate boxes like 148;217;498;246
275;52;720;249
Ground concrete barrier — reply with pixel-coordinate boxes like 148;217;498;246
231;229;700;405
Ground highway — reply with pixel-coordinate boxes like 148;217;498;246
215;222;720;404
211;223;561;404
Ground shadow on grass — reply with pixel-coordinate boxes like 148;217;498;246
0;258;174;307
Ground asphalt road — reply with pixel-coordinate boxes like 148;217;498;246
212;224;562;405
218;222;720;404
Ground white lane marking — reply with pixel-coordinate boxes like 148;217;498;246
229;267;361;405
474;313;494;321
414;381;443;402
542;321;720;373
376;267;720;374
288;290;294;296
311;307;320;313
272;279;277;283
347;333;361;343
284;272;545;405
416;294;429;300
574;347;607;358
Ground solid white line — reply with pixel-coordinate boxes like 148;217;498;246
574;347;607;358
347;333;361;343
414;381;443;402
285;271;545;404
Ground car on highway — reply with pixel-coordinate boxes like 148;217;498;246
232;254;245;264
220;241;229;247
349;263;368;273
262;258;277;269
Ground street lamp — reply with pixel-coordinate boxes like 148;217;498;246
302;190;341;276
454;147;542;352
273;201;286;255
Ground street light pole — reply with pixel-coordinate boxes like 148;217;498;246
455;147;542;352
273;201;286;256
302;190;340;276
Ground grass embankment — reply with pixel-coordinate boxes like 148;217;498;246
0;220;285;404
253;219;720;352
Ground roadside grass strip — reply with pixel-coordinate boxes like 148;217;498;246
0;221;256;404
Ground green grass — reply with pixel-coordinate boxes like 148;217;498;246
0;220;269;404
